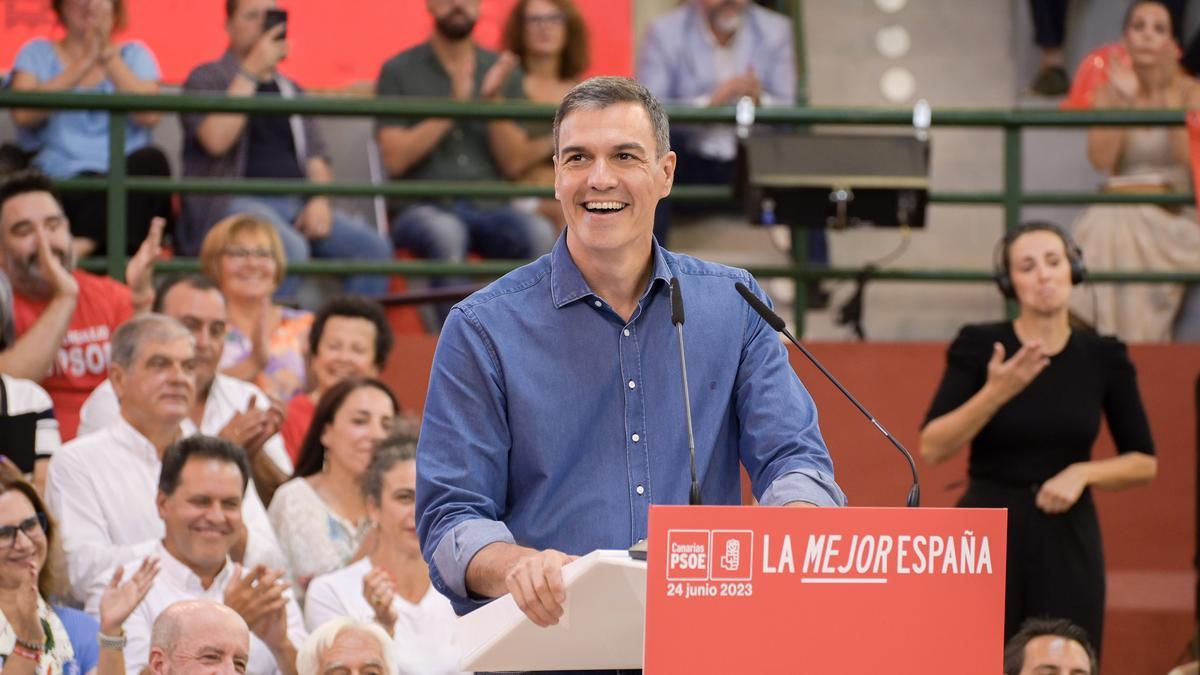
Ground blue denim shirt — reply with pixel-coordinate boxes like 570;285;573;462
416;236;847;615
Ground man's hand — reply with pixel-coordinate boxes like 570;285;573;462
1036;464;1089;514
125;216;164;304
34;225;78;301
480;51;519;101
295;197;333;240
504;549;577;627
448;55;476;101
98;556;160;635
709;70;761;106
218;394;280;463
240;24;288;80
224;565;289;628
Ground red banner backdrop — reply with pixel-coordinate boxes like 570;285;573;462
0;0;632;88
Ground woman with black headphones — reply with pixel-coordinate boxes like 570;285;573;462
919;221;1158;657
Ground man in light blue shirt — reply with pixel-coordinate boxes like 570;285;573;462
416;77;846;631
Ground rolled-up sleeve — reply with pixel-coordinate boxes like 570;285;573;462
416;307;518;615
732;276;847;508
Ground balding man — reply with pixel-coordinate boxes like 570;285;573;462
148;600;251;675
46;314;285;603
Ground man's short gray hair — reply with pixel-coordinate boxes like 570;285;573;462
151;600;247;655
297;618;398;675
111;313;193;369
553;76;671;159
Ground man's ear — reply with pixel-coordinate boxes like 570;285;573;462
156;491;168;520
110;365;127;401
659;150;678;198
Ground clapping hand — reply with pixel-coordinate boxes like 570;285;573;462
98;556;160;635
480;52;519;101
362;567;398;635
223;565;291;648
10;562;44;647
219;394;281;463
33;225;78;301
125;216;165;303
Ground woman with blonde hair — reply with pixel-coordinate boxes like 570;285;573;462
199;213;314;403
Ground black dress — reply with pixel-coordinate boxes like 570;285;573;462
924;322;1154;656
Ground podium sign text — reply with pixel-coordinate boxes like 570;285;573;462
645;506;1006;673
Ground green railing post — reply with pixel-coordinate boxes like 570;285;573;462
1002;124;1021;318
106;112;127;281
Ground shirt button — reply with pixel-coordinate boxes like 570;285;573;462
636;485;645;495
628;380;636;389
631;433;640;442
594;300;602;308
623;329;631;337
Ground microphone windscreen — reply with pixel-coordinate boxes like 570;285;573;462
670;277;685;325
734;282;786;332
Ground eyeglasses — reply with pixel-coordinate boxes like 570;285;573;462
0;514;47;549
525;12;567;27
223;246;273;260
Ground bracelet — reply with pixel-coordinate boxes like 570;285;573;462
10;644;41;663
13;638;42;653
97;631;127;651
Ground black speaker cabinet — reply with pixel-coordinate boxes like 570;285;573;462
736;133;930;229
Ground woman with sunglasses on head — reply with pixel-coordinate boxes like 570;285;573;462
919;222;1158;657
0;465;158;675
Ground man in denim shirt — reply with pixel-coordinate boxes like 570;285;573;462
416;78;846;635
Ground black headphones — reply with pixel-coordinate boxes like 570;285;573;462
992;221;1087;300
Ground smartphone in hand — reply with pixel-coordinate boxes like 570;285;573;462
263;8;288;40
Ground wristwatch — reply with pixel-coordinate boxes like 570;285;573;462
98;631;127;651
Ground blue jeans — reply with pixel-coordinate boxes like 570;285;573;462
224;195;392;299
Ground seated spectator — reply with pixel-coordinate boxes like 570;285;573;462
179;0;391;299
0;170;160;440
269;378;397;594
7;0;171;258
96;436;306;675
501;0;589;232
0;265;76;385
147;600;251;675
200;214;314;403
1069;0;1200;342
1003;617;1096;675
0;463;159;675
375;0;555;319
78;275;292;503
280;296;394;464
46;314;285;603
305;425;460;675
297;619;396;675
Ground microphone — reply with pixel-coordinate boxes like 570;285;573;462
734;282;921;508
671;277;702;506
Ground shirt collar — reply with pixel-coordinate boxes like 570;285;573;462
549;233;674;309
156;541;234;594
111;415;175;464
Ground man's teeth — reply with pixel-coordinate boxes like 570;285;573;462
584;202;626;212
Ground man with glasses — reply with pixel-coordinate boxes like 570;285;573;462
46;314;285;604
77;275;293;503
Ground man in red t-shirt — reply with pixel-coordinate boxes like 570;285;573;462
0;171;160;440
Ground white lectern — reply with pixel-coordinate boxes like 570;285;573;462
455;550;647;672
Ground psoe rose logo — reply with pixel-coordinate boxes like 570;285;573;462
711;530;754;581
666;529;711;581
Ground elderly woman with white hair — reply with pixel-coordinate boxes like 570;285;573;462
303;425;462;675
297;618;396;675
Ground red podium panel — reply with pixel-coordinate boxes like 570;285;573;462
645;506;1007;674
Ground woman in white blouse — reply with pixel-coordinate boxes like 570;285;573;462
304;425;462;675
268;377;397;594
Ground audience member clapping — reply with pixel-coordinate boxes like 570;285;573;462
375;0;555;321
98;436;305;675
0;170;161;440
297;618;397;675
200;213;314;403
501;0;589;232
7;0;171;258
78;275;293;502
147;600;251;675
178;0;392;297
46;314;285;603
305;425;461;675
269;378;397;595
1068;0;1200;341
280;296;394;464
0;464;159;675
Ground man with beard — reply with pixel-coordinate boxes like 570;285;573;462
46;314;286;604
375;0;555;318
92;436;305;675
77;275;294;503
179;0;392;301
0;170;160;440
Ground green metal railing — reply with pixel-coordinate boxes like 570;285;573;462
2;89;1199;332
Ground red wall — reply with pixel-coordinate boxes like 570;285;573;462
383;337;1199;674
0;0;633;87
